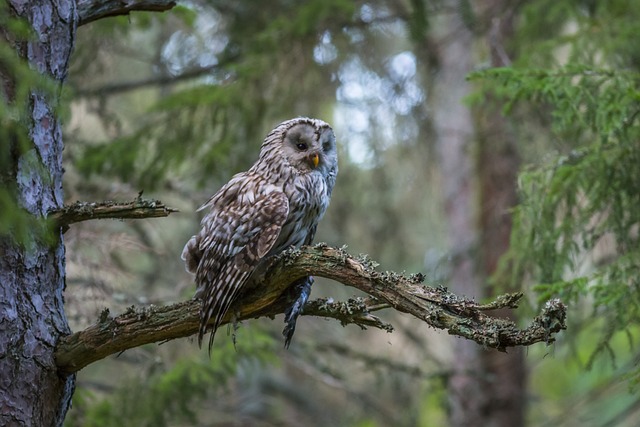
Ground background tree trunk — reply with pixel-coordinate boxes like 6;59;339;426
433;2;525;426
476;3;526;426
0;1;77;426
432;6;486;426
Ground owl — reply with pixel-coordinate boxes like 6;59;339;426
182;117;338;351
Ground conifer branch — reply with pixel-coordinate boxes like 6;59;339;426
55;244;566;375
49;195;178;229
76;64;223;97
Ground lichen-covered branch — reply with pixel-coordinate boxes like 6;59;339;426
55;244;566;375
77;0;177;26
48;195;178;229
54;295;391;375
303;297;393;331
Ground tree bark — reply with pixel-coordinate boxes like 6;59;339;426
433;2;527;426
476;3;527;426
77;0;176;26
0;2;77;426
431;4;487;425
48;196;178;230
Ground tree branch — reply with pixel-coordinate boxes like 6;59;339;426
77;0;177;27
75;50;242;97
76;65;221;97
55;244;566;375
48;195;178;229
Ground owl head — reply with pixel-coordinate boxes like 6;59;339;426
259;117;338;181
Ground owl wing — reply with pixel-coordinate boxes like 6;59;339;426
195;187;289;352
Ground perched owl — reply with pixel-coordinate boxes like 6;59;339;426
182;117;338;351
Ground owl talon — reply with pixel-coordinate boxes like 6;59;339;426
231;315;241;351
283;276;314;348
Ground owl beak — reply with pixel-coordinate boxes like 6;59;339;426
310;153;319;168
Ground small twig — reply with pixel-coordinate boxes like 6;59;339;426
303;297;394;332
48;195;178;230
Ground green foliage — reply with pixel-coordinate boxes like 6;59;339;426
0;5;63;245
66;332;278;427
469;66;639;260
271;0;355;38
514;0;640;68
76;133;144;184
0;11;37;175
0;191;54;246
529;323;640;425
469;0;640;385
70;1;358;190
407;0;429;42
469;65;640;139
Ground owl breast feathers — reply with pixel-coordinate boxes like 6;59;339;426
182;117;338;351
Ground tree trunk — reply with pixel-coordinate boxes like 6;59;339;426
433;2;525;426
431;6;486;426
476;90;526;427
477;3;526;425
0;2;77;426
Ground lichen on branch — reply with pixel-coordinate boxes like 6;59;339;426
55;244;566;375
48;194;178;230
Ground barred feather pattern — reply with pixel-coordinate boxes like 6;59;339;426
182;117;338;351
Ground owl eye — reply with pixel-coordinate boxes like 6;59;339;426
322;141;332;151
296;141;308;150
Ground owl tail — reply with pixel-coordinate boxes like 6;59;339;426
282;276;314;348
199;260;251;354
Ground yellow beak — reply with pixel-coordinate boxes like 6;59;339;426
310;153;319;168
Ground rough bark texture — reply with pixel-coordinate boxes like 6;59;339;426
54;245;566;375
48;196;178;230
77;0;176;26
0;2;77;426
432;4;486;425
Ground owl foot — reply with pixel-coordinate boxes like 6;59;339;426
231;314;241;351
283;276;314;348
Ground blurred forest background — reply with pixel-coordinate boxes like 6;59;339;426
50;0;640;426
